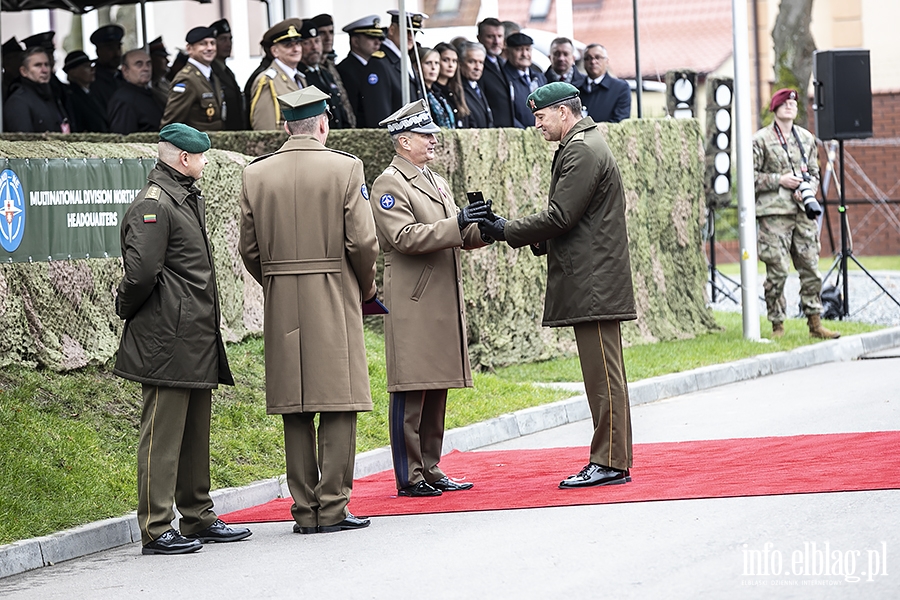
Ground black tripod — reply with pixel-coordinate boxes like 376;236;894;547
821;140;900;317
706;207;742;303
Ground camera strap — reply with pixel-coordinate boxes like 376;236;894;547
773;123;809;179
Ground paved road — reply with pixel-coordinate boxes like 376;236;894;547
1;357;898;599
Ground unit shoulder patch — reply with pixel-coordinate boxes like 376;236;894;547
379;194;395;210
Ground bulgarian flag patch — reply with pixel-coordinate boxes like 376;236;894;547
143;214;157;223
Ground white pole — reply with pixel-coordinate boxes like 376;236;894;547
399;0;409;105
229;0;251;61
732;0;760;340
556;0;573;40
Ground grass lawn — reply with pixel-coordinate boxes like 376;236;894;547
0;311;882;545
714;255;900;277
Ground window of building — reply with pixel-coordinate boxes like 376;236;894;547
436;0;461;15
529;0;552;21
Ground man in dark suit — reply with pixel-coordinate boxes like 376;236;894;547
458;42;492;128
476;17;515;127
337;15;389;128
210;19;246;130
545;37;586;88
368;9;425;119
579;44;631;123
298;19;350;129
108;49;163;134
63;50;109;132
502;32;546;128
4;47;69;132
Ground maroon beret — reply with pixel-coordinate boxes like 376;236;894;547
770;88;798;112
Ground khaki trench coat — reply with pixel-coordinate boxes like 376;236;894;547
239;135;379;413
505;117;636;326
370;155;487;393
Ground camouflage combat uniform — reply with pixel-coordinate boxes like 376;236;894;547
752;122;823;323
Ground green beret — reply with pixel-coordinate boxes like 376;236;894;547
159;123;211;153
527;82;580;113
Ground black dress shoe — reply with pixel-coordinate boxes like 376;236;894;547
142;529;202;555
184;519;252;543
558;463;629;489
319;513;370;533
625;469;632;483
397;481;442;497
292;523;318;535
431;476;474;492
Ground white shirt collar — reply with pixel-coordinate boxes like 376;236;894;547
274;58;299;79
381;38;401;58
590;73;607;86
188;58;212;79
351;52;368;66
381;38;415;77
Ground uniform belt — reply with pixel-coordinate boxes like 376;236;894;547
261;258;341;276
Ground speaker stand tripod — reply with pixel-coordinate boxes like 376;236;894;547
821;140;900;317
707;207;741;304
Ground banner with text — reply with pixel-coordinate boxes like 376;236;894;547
0;157;154;262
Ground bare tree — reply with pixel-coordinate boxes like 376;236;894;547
770;0;816;121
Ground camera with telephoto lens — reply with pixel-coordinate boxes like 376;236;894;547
796;176;822;220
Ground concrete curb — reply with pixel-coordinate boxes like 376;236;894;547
3;326;899;579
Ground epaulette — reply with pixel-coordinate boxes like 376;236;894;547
383;166;397;176
325;148;358;160
571;131;586;142
263;68;277;79
370;51;385;59
250;152;276;165
144;185;162;200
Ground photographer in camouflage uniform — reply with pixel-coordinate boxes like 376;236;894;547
752;88;839;340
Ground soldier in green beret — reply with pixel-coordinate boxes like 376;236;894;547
115;123;251;555
481;82;637;489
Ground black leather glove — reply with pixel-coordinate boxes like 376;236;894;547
458;200;490;229
804;199;823;220
479;216;507;241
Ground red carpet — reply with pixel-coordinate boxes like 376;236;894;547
220;431;900;524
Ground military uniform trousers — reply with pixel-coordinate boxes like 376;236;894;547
283;411;357;528
137;384;217;545
757;213;823;323
573;320;633;471
389;389;448;489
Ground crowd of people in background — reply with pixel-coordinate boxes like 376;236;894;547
1;11;632;135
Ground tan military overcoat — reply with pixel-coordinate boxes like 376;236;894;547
370;155;487;393
239;135;379;413
248;65;305;131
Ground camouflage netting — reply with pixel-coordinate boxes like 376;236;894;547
0;121;715;372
